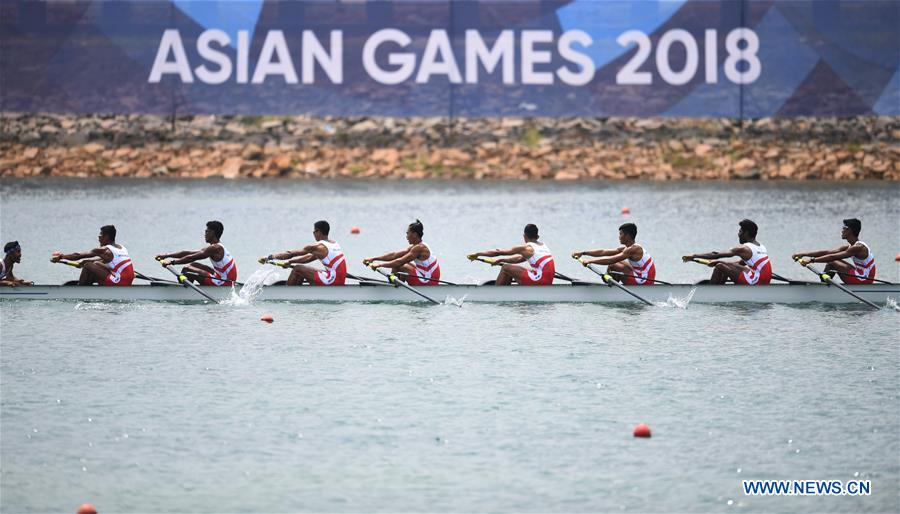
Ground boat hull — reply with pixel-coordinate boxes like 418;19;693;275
1;283;897;305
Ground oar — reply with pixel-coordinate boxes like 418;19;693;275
468;255;500;266
53;258;83;268
576;257;654;305
155;257;219;304
794;257;880;310
832;270;896;285
770;272;820;286
392;270;457;285
369;265;441;305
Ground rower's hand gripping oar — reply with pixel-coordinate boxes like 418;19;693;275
156;257;219;304
468;255;501;266
51;257;84;268
575;256;654;306
368;264;442;305
794;257;880;310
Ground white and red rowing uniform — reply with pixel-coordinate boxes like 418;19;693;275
736;242;772;285
407;242;441;286
624;246;656;285
0;260;9;281
203;244;237;286
104;244;134;286
842;241;876;284
314;240;347;286
519;242;555;285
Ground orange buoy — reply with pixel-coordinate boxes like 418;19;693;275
76;504;97;514
621;207;631;215
895;253;900;262
633;423;651;438
260;314;274;323
350;226;361;234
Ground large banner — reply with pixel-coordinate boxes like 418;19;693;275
1;0;897;117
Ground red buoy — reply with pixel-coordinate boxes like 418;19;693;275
260;314;274;323
633;423;651;438
76;504;97;514
621;207;631;215
350;226;361;234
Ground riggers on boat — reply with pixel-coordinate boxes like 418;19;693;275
1;283;897;305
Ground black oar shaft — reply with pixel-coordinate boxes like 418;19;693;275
797;260;880;310
158;260;219;304
372;267;441;304
583;262;654;305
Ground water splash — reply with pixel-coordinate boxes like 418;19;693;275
657;286;696;309
443;294;467;307
222;268;276;306
885;297;900;312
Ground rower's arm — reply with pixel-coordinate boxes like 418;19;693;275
271;249;305;260
573;247;621;258
61;247;111;262
792;245;849;260
367;249;408;263
809;245;859;264
496;255;527;264
158;250;194;259
585;251;628;266
170;246;215;265
285;254;317;265
688;246;745;261
380;248;419;269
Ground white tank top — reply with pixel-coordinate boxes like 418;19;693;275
627;246;654;273
413;242;438;272
852;241;875;271
741;242;770;271
104;244;133;274
527;242;553;270
210;244;235;277
319;240;346;273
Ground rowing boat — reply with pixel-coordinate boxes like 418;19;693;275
1;283;897;305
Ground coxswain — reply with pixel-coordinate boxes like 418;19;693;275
364;219;441;285
0;241;32;286
51;225;134;286
259;220;346;286
572;223;656;285
682;219;772;285
468;223;555;285
792;218;876;284
156;221;237;285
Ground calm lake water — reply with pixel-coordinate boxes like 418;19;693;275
1;179;898;513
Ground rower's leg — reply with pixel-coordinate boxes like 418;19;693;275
607;261;633;282
182;263;215;284
394;264;417;283
287;264;318;285
79;261;109;285
823;259;853;281
711;262;743;284
496;264;521;285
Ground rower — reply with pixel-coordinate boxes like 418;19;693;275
682;219;772;285
0;241;32;287
50;225;134;286
155;221;237;285
572;223;656;285
792;218;876;284
364;219;441;286
260;220;346;286
468;223;555;285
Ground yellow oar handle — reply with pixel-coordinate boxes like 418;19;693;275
573;256;590;267
693;258;711;265
54;259;82;268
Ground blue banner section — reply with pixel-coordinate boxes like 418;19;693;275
1;0;897;117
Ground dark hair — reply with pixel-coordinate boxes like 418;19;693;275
619;223;637;239
4;241;20;253
314;220;330;236
524;223;539;239
843;218;861;237
100;225;117;240
739;219;758;239
206;220;224;239
409;219;424;237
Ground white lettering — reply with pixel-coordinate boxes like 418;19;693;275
557;30;594;86
195;29;232;84
149;29;193;83
363;29;415;85
465;30;514;84
251;30;298;84
521;30;554;85
302;30;343;84
416;29;462;83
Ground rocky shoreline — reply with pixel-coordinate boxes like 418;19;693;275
1;114;897;180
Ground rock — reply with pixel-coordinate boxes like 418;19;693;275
272;154;293;171
166;157;191;171
371;148;399;167
667;140;684;152
350;120;378;132
242;144;263;160
694;144;712;157
22;147;39;159
221;157;243;179
82;143;105;154
554;170;580;180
